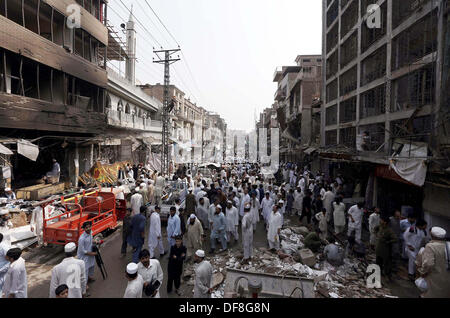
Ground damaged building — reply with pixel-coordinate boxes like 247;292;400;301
0;0;163;190
320;0;450;228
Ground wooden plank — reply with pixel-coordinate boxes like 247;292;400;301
42;0;108;46
0;15;107;88
16;183;65;200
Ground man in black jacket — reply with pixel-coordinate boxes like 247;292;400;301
121;209;132;258
167;236;186;295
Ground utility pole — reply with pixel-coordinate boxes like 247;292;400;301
153;48;181;176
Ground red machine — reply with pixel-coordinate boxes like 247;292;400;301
42;189;122;245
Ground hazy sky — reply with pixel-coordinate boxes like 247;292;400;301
108;0;323;131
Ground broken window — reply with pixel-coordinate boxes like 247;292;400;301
327;0;338;28
340;31;357;68
326;23;339;54
74;29;83;57
326;79;338;103
390;115;433;143
326;104;337;126
339;66;357;96
39;64;52;102
325;130;337;146
39;1;53;42
340;127;356;149
339;96;357;123
391;64;435;112
360;84;386;119
23;0;39;34
52;69;64;104
52;10;64;46
326;50;338;79
22;58;38;99
359;123;385;151
6;0;23;26
391;11;438;71
361;45;386;86
341;0;358;39
393;0;431;29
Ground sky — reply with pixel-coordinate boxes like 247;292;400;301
108;0;323;131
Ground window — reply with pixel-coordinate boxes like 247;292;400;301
340;127;356;149
339;97;357;123
74;29;83;56
53;10;64;46
23;0;39;34
360;84;386;118
326;105;337;126
325;130;337;146
39;2;53;42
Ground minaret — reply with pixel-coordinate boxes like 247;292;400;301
125;5;136;85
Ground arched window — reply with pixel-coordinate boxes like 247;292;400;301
117;100;124;112
125;103;130;114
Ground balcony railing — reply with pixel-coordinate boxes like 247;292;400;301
107;109;162;131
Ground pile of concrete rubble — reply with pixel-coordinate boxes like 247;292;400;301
183;224;395;298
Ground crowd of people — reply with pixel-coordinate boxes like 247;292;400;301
0;161;449;298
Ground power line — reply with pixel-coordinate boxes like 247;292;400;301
143;0;180;47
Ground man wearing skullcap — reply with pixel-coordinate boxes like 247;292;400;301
209;205;227;254
186;214;203;260
225;201;239;245
123;263;144;298
49;243;86;298
415;227;450;298
241;203;254;264
2;248;27;298
193;250;213;298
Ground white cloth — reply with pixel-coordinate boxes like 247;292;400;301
138;260;164;298
261;198;274;222
347;205;363;229
30;206;44;245
49;257;86;298
267;212;282;246
148;212;163;258
2;257;27;298
242;212;253;259
123;274;144;298
333;202;346;227
239;194;250;217
194;260;213;298
130;193;143;216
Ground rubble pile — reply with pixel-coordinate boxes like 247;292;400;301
182;224;396;298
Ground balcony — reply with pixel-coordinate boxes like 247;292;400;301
274;86;286;101
107;109;162;132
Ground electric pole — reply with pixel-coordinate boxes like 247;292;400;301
153;48;181;176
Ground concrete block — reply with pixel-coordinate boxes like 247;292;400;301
299;248;316;267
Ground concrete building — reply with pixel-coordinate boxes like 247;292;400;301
273;55;322;163
0;0;109;189
321;0;450;228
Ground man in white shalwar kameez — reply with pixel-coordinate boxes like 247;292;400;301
369;208;381;248
322;187;335;222
267;206;282;251
196;197;210;230
239;189;251;218
49;243;86;298
2;248;27;298
30;206;45;246
249;193;260;232
225;201;239;244
148;207;164;259
138;249;164;298
193;250;213;298
0;233;10;291
260;192;274;225
241;203;254;264
293;187;304;216
123;263;144;298
130;189;143;217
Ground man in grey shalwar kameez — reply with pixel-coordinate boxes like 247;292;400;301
77;222;97;282
241;203;253;264
193;250;213;298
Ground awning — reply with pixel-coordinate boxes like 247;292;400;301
304;147;317;155
0;143;13;155
17;140;39;161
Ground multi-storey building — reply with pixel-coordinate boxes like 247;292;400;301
273;55;322;163
321;0;450;228
0;0;109;188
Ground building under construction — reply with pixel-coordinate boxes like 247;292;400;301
321;0;450;228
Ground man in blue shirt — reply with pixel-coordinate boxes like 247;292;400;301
127;206;147;263
209;205;227;254
77;222;97;283
167;207;181;251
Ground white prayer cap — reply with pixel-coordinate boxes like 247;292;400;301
195;250;205;258
188;188;193;192
4;187;11;192
140;175;145;179
278;200;284;204
200;185;205;190
64;242;76;253
216;205;222;210
140;183;146;188
126;263;138;275
190;214;196;219
431;227;446;239
265;191;270;194
227;200;233;204
135;187;140;192
0;209;8;215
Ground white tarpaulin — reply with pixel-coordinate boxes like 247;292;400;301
17;139;39;161
389;140;428;187
0;143;13;155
